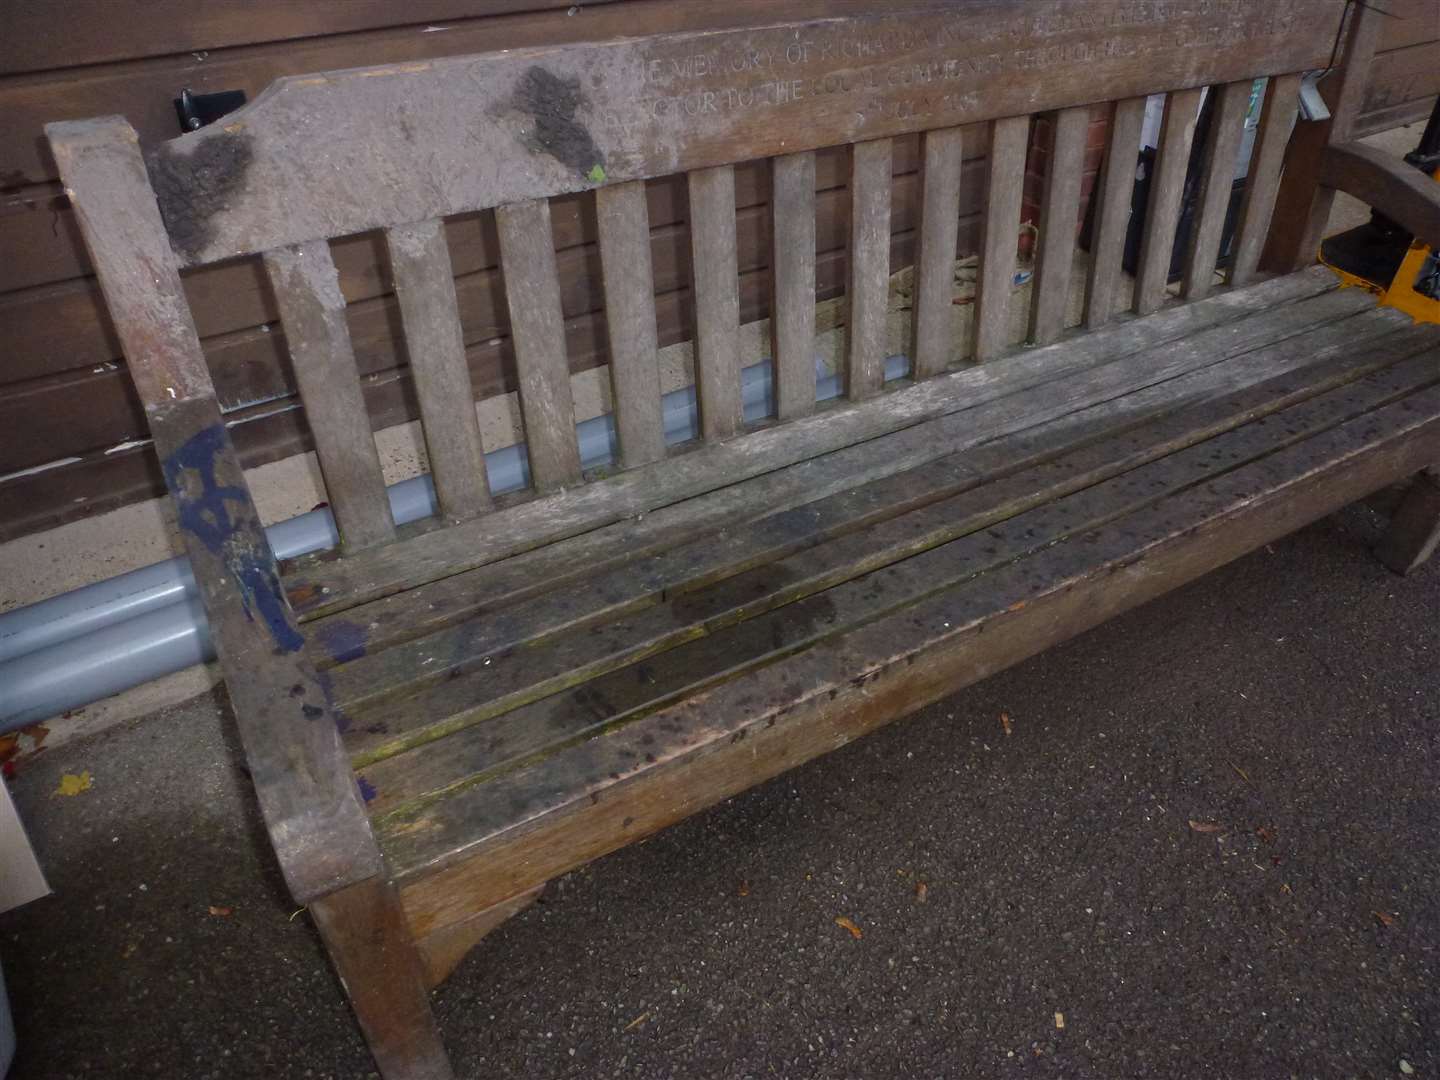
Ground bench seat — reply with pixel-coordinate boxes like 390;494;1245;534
277;268;1440;957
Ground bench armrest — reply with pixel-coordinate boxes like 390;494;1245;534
1319;141;1440;251
48;117;383;905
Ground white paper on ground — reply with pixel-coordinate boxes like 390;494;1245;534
0;778;49;915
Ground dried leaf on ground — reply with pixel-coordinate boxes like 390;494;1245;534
737;880;750;898
1055;1012;1066;1030
835;916;863;940
623;1011;651;1032
1256;825;1277;844
1000;713;1013;737
914;881;929;903
53;770;93;797
1188;820;1223;834
1375;911;1397;928
208;905;234;917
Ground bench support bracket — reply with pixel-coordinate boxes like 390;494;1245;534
1376;467;1440;576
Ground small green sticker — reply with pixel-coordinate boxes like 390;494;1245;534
587;163;606;184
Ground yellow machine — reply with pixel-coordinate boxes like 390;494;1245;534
1318;101;1440;325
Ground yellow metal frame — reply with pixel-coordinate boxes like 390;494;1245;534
1319;165;1440;326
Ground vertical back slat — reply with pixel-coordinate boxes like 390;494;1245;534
1180;81;1255;301
1230;74;1302;286
847;138;893;401
1134;87;1205;315
386;219;492;522
265;241;396;552
770;152;818;419
1029;106;1090;346
1263;4;1383;273
912;126;964;381
495;198;583;492
595;181;666;468
974;115;1031;362
687;165;743;440
1084;97;1147;328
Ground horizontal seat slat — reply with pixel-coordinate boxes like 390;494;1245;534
286;269;1347;628
355;318;1434;815
304;276;1362;668
379;344;1440;887
393;361;1440;931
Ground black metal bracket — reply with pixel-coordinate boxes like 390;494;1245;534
174;87;247;133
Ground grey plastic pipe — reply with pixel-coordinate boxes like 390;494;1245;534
0;355;910;731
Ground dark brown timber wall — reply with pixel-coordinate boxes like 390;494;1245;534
1;0;1436;543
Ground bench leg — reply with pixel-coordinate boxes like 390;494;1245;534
310;877;454;1080
1376;467;1440;576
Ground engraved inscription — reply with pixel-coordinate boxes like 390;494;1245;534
604;0;1312;136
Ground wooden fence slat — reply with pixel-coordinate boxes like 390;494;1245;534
848;138;893;401
1134;87;1205;316
1029;106;1091;346
595;181;666;469
912;126;964;380
386;219;491;521
770;152;818;419
264;240;396;551
1231;74;1302;287
1181;80;1256;301
1084;97;1147;328
974;115;1031;362
495;198;583;492
687;166;743;440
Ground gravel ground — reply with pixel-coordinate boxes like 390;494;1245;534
1;499;1436;1080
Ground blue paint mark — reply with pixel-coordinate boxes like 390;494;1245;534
357;776;378;804
163;425;304;654
316;620;368;664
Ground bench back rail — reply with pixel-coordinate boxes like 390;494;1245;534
48;1;1369;904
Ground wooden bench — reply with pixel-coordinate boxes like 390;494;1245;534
48;4;1440;1076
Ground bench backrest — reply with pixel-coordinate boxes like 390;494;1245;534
50;1;1373;562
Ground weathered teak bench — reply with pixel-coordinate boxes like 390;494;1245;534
49;3;1440;1075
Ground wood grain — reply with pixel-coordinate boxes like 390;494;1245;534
974;115;1030;361
1084;97;1146;328
596;181;666;468
1134;87;1204;316
264;241;397;552
495;198;583;491
48;116;381;906
1230;74;1302;287
1029;106;1090;346
1180;80;1254;302
309;877;453;1080
688;165;743;440
911;126;964;380
770;151;818;419
386;219;491;521
847;138;893;401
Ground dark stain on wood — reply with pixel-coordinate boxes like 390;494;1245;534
146;129;254;261
507;66;604;179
